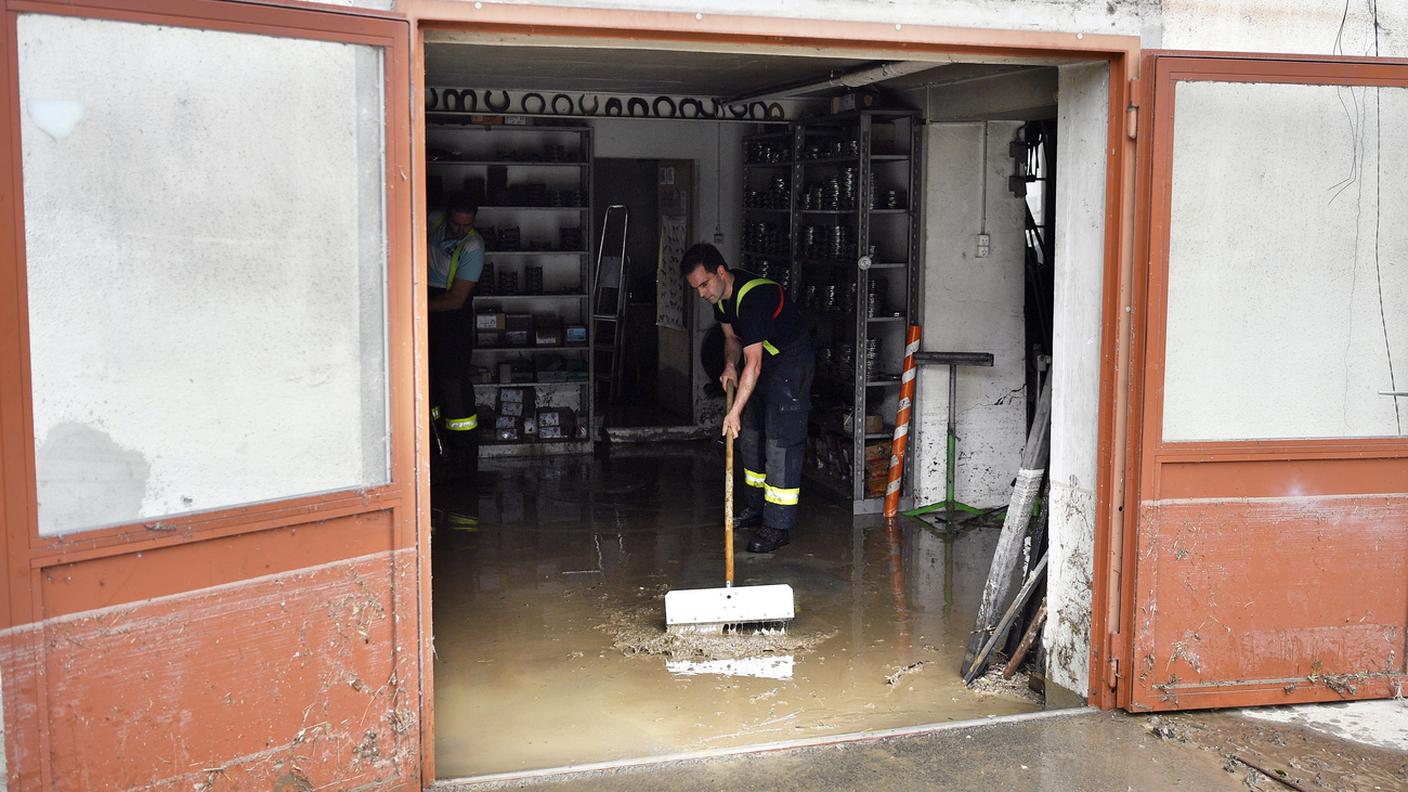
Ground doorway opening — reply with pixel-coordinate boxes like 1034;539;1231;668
419;30;1115;781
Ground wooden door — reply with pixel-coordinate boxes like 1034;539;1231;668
1122;52;1408;711
0;0;424;787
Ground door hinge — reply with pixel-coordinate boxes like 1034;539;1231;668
1107;656;1120;690
1127;77;1141;141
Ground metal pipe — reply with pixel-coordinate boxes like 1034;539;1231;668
723;61;938;105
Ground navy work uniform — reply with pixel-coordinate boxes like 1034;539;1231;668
428;218;484;478
715;270;815;533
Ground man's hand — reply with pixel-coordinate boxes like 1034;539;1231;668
720;366;739;393
721;410;741;440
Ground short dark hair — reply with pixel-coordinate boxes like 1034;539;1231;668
679;243;728;279
446;191;478;216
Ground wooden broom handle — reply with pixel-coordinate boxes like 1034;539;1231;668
725;381;734;587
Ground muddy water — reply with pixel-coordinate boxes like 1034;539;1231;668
431;444;1041;778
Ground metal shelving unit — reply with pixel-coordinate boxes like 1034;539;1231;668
742;110;920;512
427;118;595;452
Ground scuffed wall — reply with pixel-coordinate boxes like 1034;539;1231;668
411;0;1153;36
914;122;1028;511
1044;61;1109;703
1160;0;1406;56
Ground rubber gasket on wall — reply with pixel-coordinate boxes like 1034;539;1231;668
679;98;702;119
579;94;601;115
484;90;511;112
652;96;678;118
766;102;785;121
426;88;439;111
522;93;546;114
443;89;463;112
627;97;649;117
605;97;623;116
459;89;478;113
552;94;573;115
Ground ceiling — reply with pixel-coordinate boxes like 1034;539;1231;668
423;42;964;100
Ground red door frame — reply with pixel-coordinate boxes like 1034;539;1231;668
402;3;1142;776
0;0;424;787
1119;51;1408;711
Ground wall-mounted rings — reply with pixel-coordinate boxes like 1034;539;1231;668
729;102;748;119
627;97;649;117
605;97;623;116
652;96;678;118
552;94;573;115
426;88;439;111
765;102;785;121
444;89;463;113
579;94;600;115
459;89;477;113
678;98;702;119
521;92;546;114
484;90;511;113
749;101;767;120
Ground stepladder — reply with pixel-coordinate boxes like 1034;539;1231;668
591;204;629;403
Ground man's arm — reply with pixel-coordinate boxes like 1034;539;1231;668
720;322;742;389
429;278;475;312
722;341;763;439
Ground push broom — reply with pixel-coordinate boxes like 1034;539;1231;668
664;383;795;634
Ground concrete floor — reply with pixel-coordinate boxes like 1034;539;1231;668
438;706;1408;791
431;442;1040;779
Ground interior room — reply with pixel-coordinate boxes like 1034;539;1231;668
421;34;1093;780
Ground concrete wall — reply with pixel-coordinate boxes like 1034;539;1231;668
1044;62;1110;702
914;122;1028;511
18;13;388;536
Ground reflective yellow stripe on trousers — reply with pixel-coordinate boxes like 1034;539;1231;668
764;485;799;506
446;415;478;431
744;469;766;488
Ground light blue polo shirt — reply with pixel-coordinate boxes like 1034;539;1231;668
428;212;485;289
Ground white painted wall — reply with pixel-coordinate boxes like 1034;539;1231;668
914;122;1028;510
1162;80;1406;441
19;14;389;535
1044;62;1110;702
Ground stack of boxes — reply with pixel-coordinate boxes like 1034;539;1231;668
864;440;891;498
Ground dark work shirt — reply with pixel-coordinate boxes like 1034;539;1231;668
715;269;808;353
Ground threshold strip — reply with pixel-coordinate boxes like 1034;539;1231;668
433;706;1097;789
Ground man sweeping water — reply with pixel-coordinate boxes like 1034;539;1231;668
681;244;815;554
664;244;807;635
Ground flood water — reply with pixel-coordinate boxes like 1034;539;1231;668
432;443;1042;778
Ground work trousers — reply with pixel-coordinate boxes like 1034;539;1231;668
738;344;815;532
429;302;478;477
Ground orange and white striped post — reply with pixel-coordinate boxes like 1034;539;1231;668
884;324;921;519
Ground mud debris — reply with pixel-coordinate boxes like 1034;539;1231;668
597;605;835;661
969;666;1043;703
886;661;926;686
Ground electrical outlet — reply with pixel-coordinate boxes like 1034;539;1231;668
976;233;991;258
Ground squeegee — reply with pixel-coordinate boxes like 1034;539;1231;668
664;384;794;634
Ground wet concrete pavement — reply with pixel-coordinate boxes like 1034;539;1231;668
431;442;1041;779
439;706;1408;791
438;709;1241;791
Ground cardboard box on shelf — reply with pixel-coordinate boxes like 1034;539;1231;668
476;312;506;330
536;407;577;440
